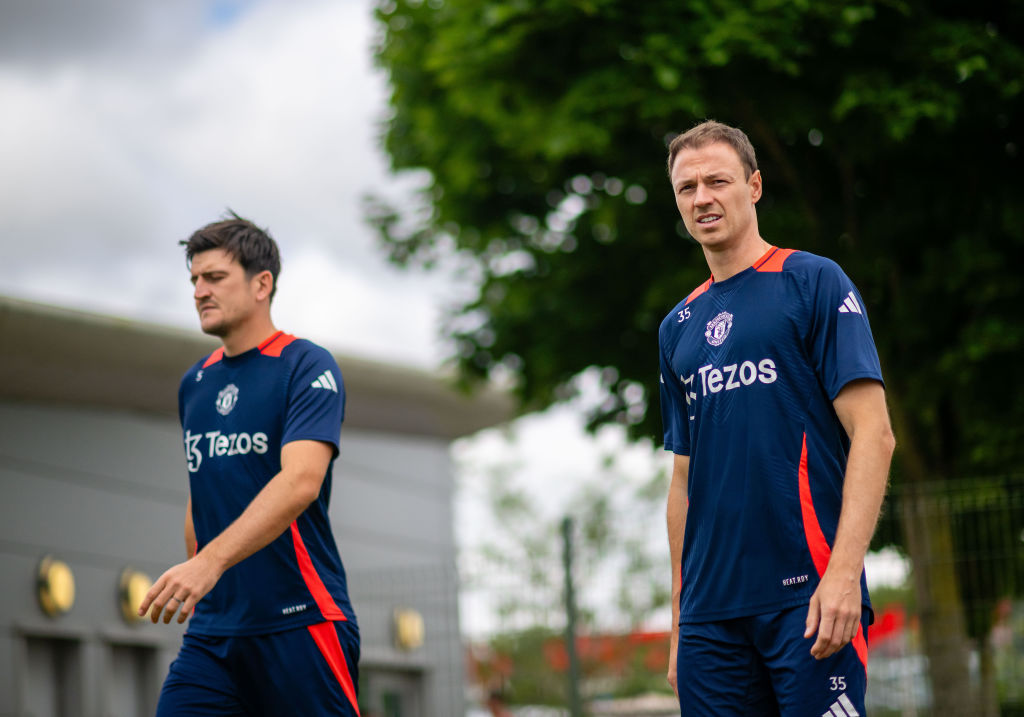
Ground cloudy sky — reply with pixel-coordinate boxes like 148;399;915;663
0;0;450;366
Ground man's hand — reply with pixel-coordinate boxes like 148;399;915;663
804;568;861;659
666;630;679;696
138;551;224;624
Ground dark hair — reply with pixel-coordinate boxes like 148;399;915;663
180;210;282;300
666;120;758;180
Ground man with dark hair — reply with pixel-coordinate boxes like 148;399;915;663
181;211;283;301
140;213;361;716
659;121;895;715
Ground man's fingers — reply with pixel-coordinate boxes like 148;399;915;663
176;595;196;624
151;589;174;624
147;582;185;624
803;597;820;639
138;577;165;617
162;595;178;624
845;616;860;645
160;593;191;624
828;615;859;658
812;611;860;659
811;611;837;659
136;559;210;626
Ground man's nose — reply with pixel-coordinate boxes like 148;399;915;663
693;182;712;205
194;281;210;299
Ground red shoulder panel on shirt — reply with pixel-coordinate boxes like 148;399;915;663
754;246;798;273
201;347;224;368
259;331;298;357
684;277;713;305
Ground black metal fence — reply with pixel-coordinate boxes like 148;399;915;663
461;476;1024;716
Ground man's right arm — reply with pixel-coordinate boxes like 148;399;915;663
185;497;197;559
666;453;689;696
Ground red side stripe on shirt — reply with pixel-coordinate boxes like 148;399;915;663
290;522;346;621
797;434;831;579
202;348;224;368
259;331;297;357
684;277;712;305
307;622;361;715
754;247;797;272
798;433;868;671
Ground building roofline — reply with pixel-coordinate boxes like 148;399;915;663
0;295;512;440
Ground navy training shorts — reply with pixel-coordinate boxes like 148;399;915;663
676;604;869;716
156;619;360;716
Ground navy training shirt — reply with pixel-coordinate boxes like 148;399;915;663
659;247;883;624
178;330;356;636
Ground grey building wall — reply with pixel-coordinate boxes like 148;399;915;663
0;295;511;717
0;403;187;717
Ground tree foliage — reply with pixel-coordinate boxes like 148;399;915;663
371;0;1024;482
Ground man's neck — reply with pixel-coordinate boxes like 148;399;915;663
221;318;279;357
703;234;772;282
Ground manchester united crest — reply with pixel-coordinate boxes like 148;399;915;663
705;311;734;347
215;384;239;415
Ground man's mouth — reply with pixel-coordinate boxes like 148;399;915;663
697;214;721;225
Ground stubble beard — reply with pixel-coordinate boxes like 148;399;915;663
199;312;232;338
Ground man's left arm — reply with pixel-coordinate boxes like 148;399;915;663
139;439;333;624
804;378;895;659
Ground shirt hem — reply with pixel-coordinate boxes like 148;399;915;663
186;608;356;637
680;596;811;624
679;596;873;624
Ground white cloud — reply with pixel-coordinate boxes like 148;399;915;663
0;0;453;367
273;243;451;366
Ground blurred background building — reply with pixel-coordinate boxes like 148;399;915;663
0;294;510;717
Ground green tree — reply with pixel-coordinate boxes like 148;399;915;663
371;0;1024;712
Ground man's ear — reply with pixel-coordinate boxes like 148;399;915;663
253;270;274;302
749;169;763;204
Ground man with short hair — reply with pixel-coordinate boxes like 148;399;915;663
140;212;361;716
659;121;895;715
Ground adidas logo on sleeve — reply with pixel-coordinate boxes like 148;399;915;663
311;370;338;393
837;291;862;315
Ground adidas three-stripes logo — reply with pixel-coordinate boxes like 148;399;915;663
311;370;338;393
822;692;860;717
837;291;863;315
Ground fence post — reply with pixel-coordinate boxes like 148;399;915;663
561;516;584;717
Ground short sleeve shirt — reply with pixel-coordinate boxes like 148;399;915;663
659;247;883;623
179;331;356;635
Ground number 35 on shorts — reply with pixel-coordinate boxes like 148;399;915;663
829;675;847;691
